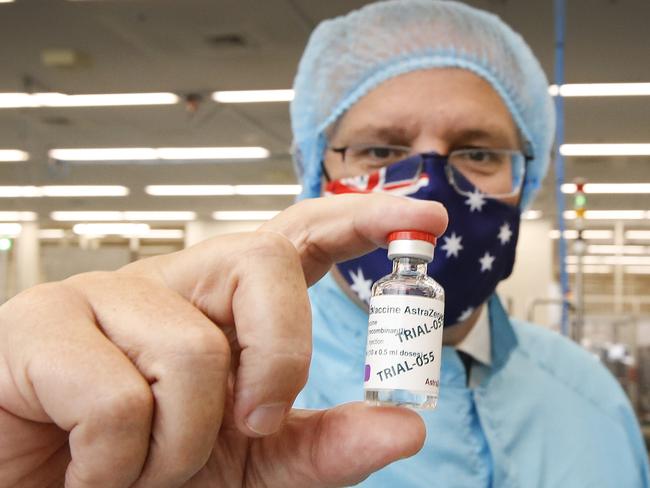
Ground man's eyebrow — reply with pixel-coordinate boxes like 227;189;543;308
338;124;415;144
450;127;517;147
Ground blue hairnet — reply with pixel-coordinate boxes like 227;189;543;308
291;0;555;209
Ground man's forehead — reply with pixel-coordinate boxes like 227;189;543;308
330;68;519;144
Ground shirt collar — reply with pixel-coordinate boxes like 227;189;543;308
455;305;492;366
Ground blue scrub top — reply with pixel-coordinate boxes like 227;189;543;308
296;273;650;487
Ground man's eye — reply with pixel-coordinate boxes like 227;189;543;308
467;150;490;162
367;147;394;159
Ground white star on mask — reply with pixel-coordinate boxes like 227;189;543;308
497;222;513;245
458;306;474;322
349;267;373;303
479;252;496;272
464;188;486;212
441;232;463;258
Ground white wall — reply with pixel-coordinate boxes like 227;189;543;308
42;246;132;282
498;218;556;328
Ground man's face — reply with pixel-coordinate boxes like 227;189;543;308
322;68;522;206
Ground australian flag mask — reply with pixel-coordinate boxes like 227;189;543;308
325;153;521;327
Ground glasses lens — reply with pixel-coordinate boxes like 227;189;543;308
344;145;410;175
448;149;525;197
333;155;423;194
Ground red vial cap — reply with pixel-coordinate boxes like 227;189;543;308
387;230;437;245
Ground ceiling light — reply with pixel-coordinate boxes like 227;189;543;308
562;183;650;194
39;229;66;239
0;150;29;162
0;0;16;4
626;230;650;240
212;210;281;221
0;211;37;221
0;185;129;197
548;83;650;97
0;92;179;108
157;147;269;160
138;229;184;239
559;144;650;156
234;185;301;195
51;211;196;221
0;223;21;236
145;184;301;196
522;210;542;220
549;229;614;240
0;187;41;197
50;148;158;161
123;211;195;221
42;186;129;197
49;147;269;161
587;244;646;255
566;255;650;266
564;210;648;220
626;266;650;275
74;223;150;236
565;264;612;274
212;90;294;103
146;185;234;196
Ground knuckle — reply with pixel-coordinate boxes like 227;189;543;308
250;231;299;262
92;380;154;427
172;325;230;366
4;281;85;324
63;269;115;287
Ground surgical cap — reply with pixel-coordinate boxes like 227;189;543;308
291;0;555;209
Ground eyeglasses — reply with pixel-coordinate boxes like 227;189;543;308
328;144;531;199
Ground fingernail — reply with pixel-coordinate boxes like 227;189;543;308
246;403;287;436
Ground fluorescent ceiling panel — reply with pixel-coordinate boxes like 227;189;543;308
0;92;178;108
561;183;650;194
522;210;542;220
626;230;650;240
564;210;649;220
145;184;301;196
212;211;281;221
49;147;269;161
566;255;650;266
549;230;614;240
73;223;151;236
51;211;196;221
549;83;650;97
0;211;37;221
560;144;650;156
0;223;21;236
0;150;29;162
587;244;646;255
0;185;129;197
212;90;294;103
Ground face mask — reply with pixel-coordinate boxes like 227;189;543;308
325;153;521;327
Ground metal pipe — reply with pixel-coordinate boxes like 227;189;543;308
554;0;570;336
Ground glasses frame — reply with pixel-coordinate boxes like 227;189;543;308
327;143;533;200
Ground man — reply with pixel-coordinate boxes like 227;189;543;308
0;2;646;488
291;1;649;486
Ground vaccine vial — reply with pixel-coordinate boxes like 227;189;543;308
364;230;445;409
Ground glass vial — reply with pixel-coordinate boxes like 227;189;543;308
364;230;445;410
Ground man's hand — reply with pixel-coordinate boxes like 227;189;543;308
0;194;447;487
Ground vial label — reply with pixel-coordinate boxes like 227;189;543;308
365;295;444;393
